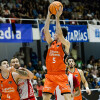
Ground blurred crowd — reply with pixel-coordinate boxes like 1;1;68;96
0;0;100;25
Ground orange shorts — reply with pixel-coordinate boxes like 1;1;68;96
74;89;82;100
43;73;71;94
74;94;82;100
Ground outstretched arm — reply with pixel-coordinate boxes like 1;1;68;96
44;8;53;44
56;7;70;54
79;69;91;95
11;66;34;79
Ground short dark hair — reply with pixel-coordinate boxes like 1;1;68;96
10;57;19;62
0;59;8;66
61;28;68;38
67;56;75;62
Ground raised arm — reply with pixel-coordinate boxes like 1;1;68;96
10;66;34;81
56;7;70;54
44;8;53;44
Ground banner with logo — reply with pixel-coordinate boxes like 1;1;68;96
0;24;33;42
88;24;100;42
39;24;88;42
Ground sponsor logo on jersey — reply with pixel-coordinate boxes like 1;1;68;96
2;87;15;93
49;50;60;56
75;75;78;77
45;87;51;90
56;45;60;47
8;81;12;84
66;84;69;86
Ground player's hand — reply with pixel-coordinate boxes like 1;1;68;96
9;66;16;72
56;6;63;18
86;88;91;95
48;6;52;17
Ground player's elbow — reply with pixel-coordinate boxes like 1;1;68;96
28;73;34;79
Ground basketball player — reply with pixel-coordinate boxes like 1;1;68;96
10;57;36;100
0;59;34;100
55;68;80;100
67;56;91;100
42;7;71;100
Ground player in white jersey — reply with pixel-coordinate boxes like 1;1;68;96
10;57;37;100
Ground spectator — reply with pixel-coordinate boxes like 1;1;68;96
27;62;35;72
91;67;98;78
37;61;43;71
10;12;17;23
35;70;42;79
30;49;38;70
92;78;100;89
3;5;10;17
87;60;93;69
36;80;43;100
7;0;14;10
76;57;83;69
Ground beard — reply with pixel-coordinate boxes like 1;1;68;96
69;63;74;68
14;64;19;69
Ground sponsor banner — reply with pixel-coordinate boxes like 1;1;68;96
0;24;33;42
88;24;100;42
39;24;88;42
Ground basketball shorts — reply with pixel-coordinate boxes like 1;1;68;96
43;74;71;94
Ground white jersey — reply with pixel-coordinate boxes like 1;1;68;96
18;67;36;100
56;74;73;100
18;79;35;99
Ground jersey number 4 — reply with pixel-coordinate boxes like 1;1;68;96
7;94;10;99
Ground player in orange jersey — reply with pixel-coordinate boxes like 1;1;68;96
66;56;91;100
0;59;34;100
42;7;71;100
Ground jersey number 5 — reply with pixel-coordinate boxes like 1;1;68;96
53;57;56;63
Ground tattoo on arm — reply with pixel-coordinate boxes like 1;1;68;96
16;69;28;77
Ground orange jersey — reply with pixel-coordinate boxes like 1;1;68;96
46;41;66;73
0;72;20;100
68;68;82;100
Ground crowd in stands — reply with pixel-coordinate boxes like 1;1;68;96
0;0;100;25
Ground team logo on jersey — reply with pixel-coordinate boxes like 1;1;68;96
66;84;69;86
75;75;78;77
56;45;59;47
8;81;12;84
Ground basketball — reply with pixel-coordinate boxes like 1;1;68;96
49;1;63;15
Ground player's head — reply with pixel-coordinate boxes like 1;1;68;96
0;59;9;70
54;28;68;40
66;56;75;68
62;28;68;38
10;57;20;69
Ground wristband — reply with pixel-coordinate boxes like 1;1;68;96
86;87;89;90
